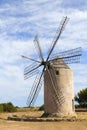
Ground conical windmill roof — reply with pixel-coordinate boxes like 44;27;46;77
50;57;70;69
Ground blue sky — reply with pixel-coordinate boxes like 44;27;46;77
0;0;87;107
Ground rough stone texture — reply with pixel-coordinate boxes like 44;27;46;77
44;59;76;117
8;116;87;122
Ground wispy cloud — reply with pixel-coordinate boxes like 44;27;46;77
61;0;87;10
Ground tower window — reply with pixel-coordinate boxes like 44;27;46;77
56;70;59;75
72;99;74;111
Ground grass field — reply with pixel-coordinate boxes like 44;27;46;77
0;108;87;130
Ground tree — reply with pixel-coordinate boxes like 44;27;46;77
0;104;3;112
75;87;87;108
0;102;17;112
5;102;17;112
39;104;44;111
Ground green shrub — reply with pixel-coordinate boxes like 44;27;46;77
39;104;44;111
0;104;3;112
5;102;17;112
0;102;17;112
75;87;87;108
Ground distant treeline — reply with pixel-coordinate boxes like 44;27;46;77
0;102;17;112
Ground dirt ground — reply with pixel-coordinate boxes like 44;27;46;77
0;110;87;130
0;119;87;130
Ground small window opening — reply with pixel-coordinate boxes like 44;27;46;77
56;70;59;75
72;99;74;111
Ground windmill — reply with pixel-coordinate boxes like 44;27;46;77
21;16;81;117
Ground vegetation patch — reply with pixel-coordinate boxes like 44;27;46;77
0;102;17;112
39;105;44;111
75;87;87;108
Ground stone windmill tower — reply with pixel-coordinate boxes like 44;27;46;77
22;16;81;117
44;58;75;116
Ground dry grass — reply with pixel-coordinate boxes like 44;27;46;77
0;119;87;130
0;108;87;130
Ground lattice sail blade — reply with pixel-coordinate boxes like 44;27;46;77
21;55;41;63
24;62;41;79
58;47;82;57
46;16;69;61
27;69;44;107
24;69;39;80
50;47;82;64
24;62;38;72
51;55;81;65
50;47;82;59
46;66;65;106
61;54;81;64
34;35;44;62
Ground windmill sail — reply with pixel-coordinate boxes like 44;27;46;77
27;68;44;107
46;16;69;61
34;35;44;62
50;47;82;64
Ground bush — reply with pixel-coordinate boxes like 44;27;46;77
0;102;17;112
75;87;87;108
39;104;44;111
5;102;17;112
0;104;3;112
